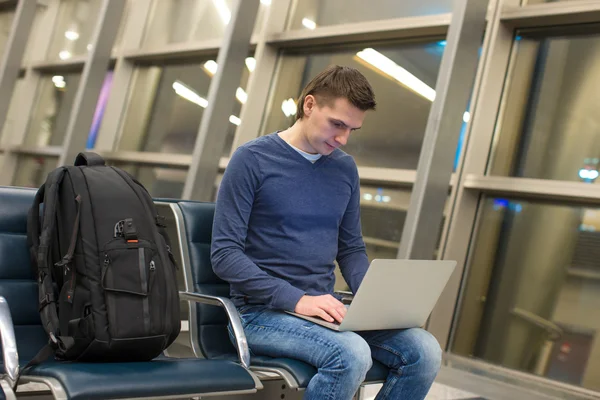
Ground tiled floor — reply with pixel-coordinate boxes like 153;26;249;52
361;382;485;400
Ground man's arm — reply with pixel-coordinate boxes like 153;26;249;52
336;165;369;294
211;147;305;311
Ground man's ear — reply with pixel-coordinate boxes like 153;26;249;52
304;94;316;117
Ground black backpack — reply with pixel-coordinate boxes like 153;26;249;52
26;152;181;362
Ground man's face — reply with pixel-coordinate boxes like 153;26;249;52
302;95;366;156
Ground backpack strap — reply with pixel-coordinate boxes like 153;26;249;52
27;167;75;356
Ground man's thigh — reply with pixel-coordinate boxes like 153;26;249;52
237;306;370;368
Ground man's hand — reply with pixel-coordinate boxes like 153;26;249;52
294;295;347;323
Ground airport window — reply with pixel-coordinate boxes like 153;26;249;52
452;197;600;391
23;73;82;147
117;60;251;157
13;156;58;188
142;0;269;48
109;163;187;199
1;78;24;142
488;30;600;183
287;0;454;30
0;11;14;59
46;0;105;61
262;41;445;169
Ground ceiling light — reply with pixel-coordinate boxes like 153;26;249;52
236;87;247;104
204;60;218;76
65;30;79;41
229;115;241;126
260;0;271;4
302;18;316;30
172;81;208;108
245;57;256;72
52;75;65;85
463;111;470;123
356;48;436;101
212;0;231;24
59;50;72;60
87;44;92;51
363;193;373;201
54;81;66;89
281;98;297;117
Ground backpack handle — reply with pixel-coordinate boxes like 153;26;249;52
74;152;105;167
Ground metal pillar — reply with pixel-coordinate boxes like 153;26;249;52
397;0;490;260
58;0;126;166
182;0;261;201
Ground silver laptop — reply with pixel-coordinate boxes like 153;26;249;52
285;259;456;331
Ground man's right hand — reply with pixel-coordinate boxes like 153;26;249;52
294;295;347;323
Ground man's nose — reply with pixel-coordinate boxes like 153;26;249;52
335;130;350;146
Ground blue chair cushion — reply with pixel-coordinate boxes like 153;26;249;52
366;360;389;382
26;358;256;400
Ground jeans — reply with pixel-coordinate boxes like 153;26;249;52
230;305;442;400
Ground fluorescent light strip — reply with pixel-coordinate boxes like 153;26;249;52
172;81;208;108
356;48;436;101
173;81;240;125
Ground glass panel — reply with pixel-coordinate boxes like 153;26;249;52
47;0;104;60
142;0;269;48
0;11;14;59
489;31;600;182
287;0;453;30
118;60;251;156
13;156;57;188
24;73;82;147
110;163;187;199
1;78;25;141
262;41;445;169
452;197;600;391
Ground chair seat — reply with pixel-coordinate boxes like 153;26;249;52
25;358;257;400
251;356;388;388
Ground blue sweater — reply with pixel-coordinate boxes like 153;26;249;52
211;133;369;311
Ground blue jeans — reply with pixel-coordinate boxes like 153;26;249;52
231;305;442;400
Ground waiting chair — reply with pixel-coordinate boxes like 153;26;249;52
0;186;261;400
168;200;390;396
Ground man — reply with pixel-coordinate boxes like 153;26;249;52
211;65;441;399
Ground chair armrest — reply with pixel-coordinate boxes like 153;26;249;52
334;291;354;305
179;291;250;369
0;297;19;386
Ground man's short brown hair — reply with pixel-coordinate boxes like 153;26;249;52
296;65;376;120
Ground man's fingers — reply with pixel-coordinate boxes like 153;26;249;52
317;308;334;322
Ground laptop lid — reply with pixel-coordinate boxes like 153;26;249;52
337;259;456;331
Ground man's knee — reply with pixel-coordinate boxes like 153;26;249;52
407;329;442;375
338;333;373;378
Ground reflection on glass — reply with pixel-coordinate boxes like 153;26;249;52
333;186;410;291
24;73;82;147
143;0;269;47
118;60;251;156
47;0;104;60
13;156;57;188
490;31;600;182
262;41;445;169
111;163;187;199
287;0;453;30
452;198;600;391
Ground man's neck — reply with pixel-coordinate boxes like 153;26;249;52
279;123;317;155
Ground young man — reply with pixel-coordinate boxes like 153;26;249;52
211;65;441;399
